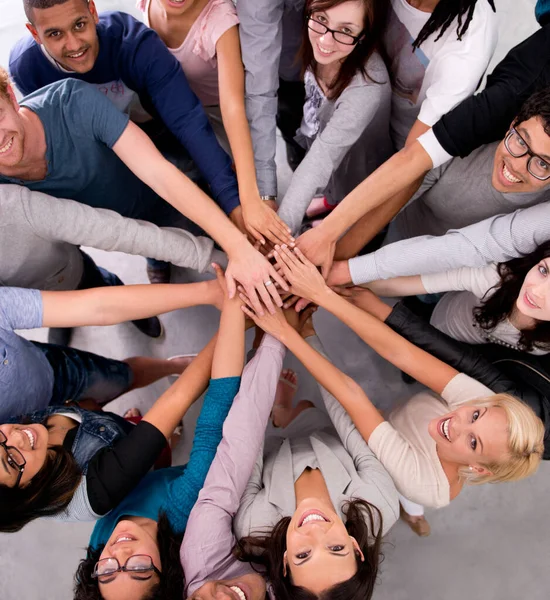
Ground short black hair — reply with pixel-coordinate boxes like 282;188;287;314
23;0;90;23
514;87;550;136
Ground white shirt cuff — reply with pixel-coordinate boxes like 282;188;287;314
417;129;453;169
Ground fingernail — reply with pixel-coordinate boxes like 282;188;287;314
275;244;280;249
281;244;287;249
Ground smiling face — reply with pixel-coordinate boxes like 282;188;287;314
0;423;48;488
492;117;550;193
308;1;366;66
188;573;267;600
0;90;27;172
97;519;161;600
516;258;550;321
428;404;510;473
26;0;100;73
283;498;362;594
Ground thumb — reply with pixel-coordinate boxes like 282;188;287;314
225;271;236;299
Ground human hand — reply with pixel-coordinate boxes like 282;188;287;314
295;225;336;278
211;263;239;307
239;295;291;341
284;304;318;336
225;240;289;316
326;260;352;287
242;197;295;247
273;244;329;305
206;271;225;311
332;285;391;320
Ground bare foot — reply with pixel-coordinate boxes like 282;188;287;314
271;369;298;428
124;407;142;419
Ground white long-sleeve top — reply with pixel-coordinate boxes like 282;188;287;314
421;264;548;355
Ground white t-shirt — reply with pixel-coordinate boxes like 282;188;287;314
383;0;497;149
421;264;549;355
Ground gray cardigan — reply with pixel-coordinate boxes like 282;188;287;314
234;336;399;539
278;54;393;234
0;184;223;290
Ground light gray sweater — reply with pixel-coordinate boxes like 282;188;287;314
278;54;393;234
0;184;223;290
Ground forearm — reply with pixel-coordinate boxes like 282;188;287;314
41;281;219;328
279;327;384;440
143;334;217;439
365;275;426;297
319;141;433;243
334;180;423;260
315;288;457;393
222;103;261;202
212;301;245;379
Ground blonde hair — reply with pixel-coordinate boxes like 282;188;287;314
0;66;9;99
458;394;544;485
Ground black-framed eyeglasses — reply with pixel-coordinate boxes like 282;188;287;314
504;127;550;181
0;430;26;488
92;555;161;583
306;15;364;46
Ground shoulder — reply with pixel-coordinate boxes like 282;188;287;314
98;10;156;50
9;33;40;69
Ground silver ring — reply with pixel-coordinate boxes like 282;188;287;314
264;280;273;287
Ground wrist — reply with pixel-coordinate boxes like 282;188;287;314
311;285;334;306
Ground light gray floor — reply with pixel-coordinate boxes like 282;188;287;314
0;1;548;599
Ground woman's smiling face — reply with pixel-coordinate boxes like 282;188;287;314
308;1;366;66
0;423;48;488
428;404;510;473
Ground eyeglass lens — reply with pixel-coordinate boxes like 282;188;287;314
96;555;154;578
0;431;25;468
307;17;356;45
507;130;550;179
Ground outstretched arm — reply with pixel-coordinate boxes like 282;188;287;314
272;245;458;394
113;122;289;315
40;280;222;329
294;141;433;276
217;27;292;247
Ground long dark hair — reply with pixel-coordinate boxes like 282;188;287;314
413;0;495;50
234;499;384;599
0;445;81;532
74;512;185;600
300;0;388;100
474;241;550;352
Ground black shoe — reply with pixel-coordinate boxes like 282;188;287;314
285;142;306;171
48;327;73;346
132;316;163;339
146;263;171;284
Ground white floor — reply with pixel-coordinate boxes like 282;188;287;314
1;1;548;599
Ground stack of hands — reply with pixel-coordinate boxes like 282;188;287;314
219;242;383;341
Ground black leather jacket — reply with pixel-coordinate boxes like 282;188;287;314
386;302;550;460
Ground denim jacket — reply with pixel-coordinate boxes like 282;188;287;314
10;405;132;522
10;405;131;475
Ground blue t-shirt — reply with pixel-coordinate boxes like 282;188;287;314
0;79;176;224
89;376;241;549
0;287;54;420
9;11;239;215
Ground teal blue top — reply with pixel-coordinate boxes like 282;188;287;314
89;376;241;549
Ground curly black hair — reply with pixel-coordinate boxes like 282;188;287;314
73;512;185;600
234;499;384;600
474;241;550;352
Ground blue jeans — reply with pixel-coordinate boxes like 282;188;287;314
32;341;133;406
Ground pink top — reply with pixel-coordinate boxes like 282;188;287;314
180;334;285;595
139;0;239;106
